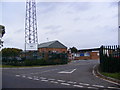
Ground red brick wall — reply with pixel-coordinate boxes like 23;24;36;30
74;52;99;60
38;48;67;53
90;52;99;60
75;56;91;60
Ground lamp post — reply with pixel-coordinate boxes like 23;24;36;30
0;25;5;49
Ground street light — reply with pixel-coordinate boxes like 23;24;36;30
0;25;5;49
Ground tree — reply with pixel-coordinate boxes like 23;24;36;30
69;47;78;53
2;48;23;58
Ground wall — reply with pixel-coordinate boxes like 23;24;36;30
90;52;99;60
75;56;90;60
74;51;99;60
38;48;67;53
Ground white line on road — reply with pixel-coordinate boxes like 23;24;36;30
22;75;26;78
108;87;120;90
57;80;65;82
33;76;38;78
48;79;55;80
58;69;77;74
68;81;76;84
50;81;58;84
88;87;99;89
79;83;89;86
40;77;46;79
33;78;39;80
92;65;120;86
28;77;32;79
15;75;20;77
61;83;70;86
92;85;104;88
73;85;83;88
41;80;48;82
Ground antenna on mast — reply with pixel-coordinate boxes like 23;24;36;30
25;0;38;51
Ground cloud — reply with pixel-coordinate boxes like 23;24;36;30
37;2;118;48
65;2;92;14
43;25;62;30
14;28;24;33
2;2;118;49
37;2;58;14
43;25;62;35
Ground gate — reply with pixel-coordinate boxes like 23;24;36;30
99;45;120;73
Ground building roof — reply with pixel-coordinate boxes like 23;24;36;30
38;40;67;49
78;48;100;52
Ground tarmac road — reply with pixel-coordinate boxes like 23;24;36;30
2;60;120;89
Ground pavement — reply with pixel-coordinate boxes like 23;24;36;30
2;60;120;89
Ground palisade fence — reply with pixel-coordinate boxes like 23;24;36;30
99;45;120;73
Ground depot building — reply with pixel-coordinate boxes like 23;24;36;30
38;40;67;53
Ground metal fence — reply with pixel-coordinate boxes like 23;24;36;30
99;45;120;73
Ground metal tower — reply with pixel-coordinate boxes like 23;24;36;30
25;0;38;51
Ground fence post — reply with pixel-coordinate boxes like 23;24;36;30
99;45;103;71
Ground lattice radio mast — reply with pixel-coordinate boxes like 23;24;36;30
25;0;38;51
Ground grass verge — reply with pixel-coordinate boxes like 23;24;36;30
101;72;120;80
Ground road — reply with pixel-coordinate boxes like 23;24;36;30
2;60;120;89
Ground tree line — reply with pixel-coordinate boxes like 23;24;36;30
2;48;22;59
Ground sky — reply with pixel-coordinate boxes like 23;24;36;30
0;0;119;50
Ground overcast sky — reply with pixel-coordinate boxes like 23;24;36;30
1;0;118;50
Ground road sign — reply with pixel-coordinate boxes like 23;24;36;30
26;43;38;51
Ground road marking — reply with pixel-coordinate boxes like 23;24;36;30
16;75;20;77
41;80;48;82
68;81;76;84
33;76;38;78
73;82;77;84
73;85;83;88
61;83;70;86
34;78;39;80
28;77;32;79
40;77;46;79
58;69;77;74
88;87;98;89
92;65;120;86
50;81;58;84
108;87;120;89
48;79;55;80
79;83;89;86
92;85;104;88
57;80;65;82
22;75;26;78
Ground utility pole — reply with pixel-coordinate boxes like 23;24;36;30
0;25;5;49
118;2;120;59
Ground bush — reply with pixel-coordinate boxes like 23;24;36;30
2;52;68;66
